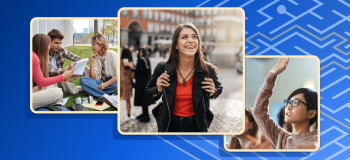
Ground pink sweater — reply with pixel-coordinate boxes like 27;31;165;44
252;72;318;149
32;52;63;88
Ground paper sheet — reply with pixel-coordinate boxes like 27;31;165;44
72;58;89;75
62;97;69;106
83;101;110;111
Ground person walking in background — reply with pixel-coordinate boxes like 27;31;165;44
32;34;74;110
133;48;155;122
120;46;134;120
79;34;118;109
146;22;223;132
47;29;89;95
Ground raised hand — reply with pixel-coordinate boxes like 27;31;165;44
270;58;290;76
62;69;75;80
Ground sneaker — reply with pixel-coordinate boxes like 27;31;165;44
102;94;118;109
126;116;135;122
110;95;118;104
76;86;86;93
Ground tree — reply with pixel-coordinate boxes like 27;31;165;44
105;19;118;46
85;32;94;38
94;20;98;35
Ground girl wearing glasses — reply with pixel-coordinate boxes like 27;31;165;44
252;58;318;149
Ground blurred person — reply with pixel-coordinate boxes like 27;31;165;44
227;108;258;149
47;29;90;95
32;34;74;110
120;47;134;120
80;34;118;109
202;45;208;61
133;48;155;122
145;22;223;132
252;58;318;149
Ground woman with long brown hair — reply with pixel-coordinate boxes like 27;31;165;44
120;46;134;120
32;34;74;110
145;22;223;132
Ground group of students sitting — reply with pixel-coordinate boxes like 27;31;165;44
32;29;118;111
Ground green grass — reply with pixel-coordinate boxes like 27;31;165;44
62;46;118;111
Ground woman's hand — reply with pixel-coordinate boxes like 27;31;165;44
156;73;170;93
91;53;97;63
62;69;75;80
270;58;289;76
202;77;215;97
98;83;104;91
67;62;75;70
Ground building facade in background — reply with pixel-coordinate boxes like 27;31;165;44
32;19;74;48
119;9;243;50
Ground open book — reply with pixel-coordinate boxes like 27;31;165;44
72;58;89;75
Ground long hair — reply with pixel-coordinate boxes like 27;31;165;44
166;22;217;78
287;88;318;125
91;34;108;56
32;34;51;78
138;48;151;69
121;47;133;62
245;108;258;138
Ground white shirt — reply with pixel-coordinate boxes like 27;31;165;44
93;50;118;80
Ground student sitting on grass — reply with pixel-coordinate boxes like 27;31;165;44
32;34;74;110
47;29;90;95
80;34;118;109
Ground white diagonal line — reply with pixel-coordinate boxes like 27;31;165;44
239;0;255;8
321;75;350;92
156;136;200;160
198;136;243;160
196;0;210;7
214;0;230;7
288;0;298;5
332;87;350;99
345;118;350;123
178;136;221;160
321;68;336;78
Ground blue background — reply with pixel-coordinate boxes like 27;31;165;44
1;0;350;159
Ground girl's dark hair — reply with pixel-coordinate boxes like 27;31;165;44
287;88;318;125
245;108;258;138
121;47;133;62
138;48;151;69
166;22;217;78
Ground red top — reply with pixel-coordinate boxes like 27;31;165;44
173;74;195;117
32;52;63;88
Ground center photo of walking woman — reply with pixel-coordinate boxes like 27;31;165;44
118;8;244;134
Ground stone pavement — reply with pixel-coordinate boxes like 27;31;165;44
119;55;243;133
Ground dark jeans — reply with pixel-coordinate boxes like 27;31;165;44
167;114;199;132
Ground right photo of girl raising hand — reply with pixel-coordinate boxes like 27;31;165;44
226;57;319;151
252;58;318;149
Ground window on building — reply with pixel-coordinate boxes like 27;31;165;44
177;15;180;23
133;10;138;17
161;24;165;32
148;22;153;32
155;23;159;33
220;10;225;15
143;10;147;19
207;17;211;25
171;25;175;33
207;10;212;15
181;16;185;23
206;28;211;36
167;13;171;22
213;10;218;15
155;11;159;20
201;10;205;15
148;10;153;19
166;25;170;32
122;10;127;15
160;11;165;21
195;10;199;16
172;14;175;23
200;28;205;36
185;10;189;14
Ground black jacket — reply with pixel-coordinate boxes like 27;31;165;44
145;61;223;132
133;57;154;106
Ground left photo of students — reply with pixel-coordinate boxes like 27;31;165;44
31;18;118;112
